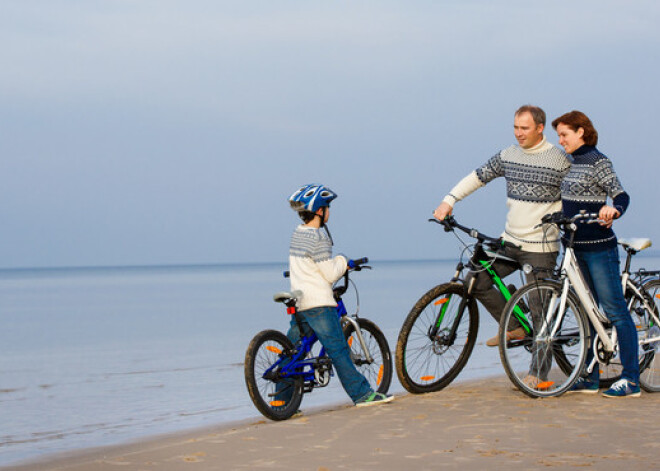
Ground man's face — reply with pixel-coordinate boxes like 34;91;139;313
513;112;544;149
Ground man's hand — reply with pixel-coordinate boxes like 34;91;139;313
598;205;620;228
433;202;453;221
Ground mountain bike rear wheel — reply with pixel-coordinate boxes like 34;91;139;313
499;280;588;397
638;279;660;392
244;329;303;421
343;318;393;394
395;282;478;394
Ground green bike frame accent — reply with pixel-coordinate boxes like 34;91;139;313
479;260;531;333
434;295;452;328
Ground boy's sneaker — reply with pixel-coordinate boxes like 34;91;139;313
355;392;394;407
602;379;641;398
566;377;599;394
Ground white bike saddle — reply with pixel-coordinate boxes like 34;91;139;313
618;238;652;252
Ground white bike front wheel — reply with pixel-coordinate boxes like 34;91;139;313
498;280;589;398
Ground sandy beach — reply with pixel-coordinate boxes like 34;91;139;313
8;375;660;470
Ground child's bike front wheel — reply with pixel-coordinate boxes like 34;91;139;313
244;329;303;421
343;318;393;394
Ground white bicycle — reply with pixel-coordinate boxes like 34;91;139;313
498;211;660;397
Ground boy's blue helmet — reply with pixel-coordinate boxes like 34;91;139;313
289;184;337;213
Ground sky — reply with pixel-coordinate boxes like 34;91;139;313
0;1;659;268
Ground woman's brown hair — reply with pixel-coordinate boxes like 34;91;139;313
551;110;598;146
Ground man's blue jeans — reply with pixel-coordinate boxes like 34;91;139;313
286;306;373;403
575;247;640;384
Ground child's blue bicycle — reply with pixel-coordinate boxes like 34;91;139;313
244;258;393;420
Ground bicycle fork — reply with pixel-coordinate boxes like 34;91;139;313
343;316;374;364
429;281;473;345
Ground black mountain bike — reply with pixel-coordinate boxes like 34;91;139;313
395;217;528;393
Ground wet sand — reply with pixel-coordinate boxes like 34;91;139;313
8;376;660;470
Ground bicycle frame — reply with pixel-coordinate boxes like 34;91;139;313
547;245;614;352
539;216;660;375
430;218;530;342
266;269;373;388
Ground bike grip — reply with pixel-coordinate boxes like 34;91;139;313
348;257;369;268
283;271;290;278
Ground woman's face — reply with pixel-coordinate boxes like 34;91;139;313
556;123;585;154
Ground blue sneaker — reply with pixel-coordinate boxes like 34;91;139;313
602;379;641;398
566;378;599;394
355;392;394;407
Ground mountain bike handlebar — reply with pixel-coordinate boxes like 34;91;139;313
429;217;520;251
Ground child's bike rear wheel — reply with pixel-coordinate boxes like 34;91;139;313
244;329;303;421
395;282;478;394
343;318;393;394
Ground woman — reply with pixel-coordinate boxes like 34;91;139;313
552;110;640;398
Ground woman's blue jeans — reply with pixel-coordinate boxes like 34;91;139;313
575;247;640;384
286;306;373;403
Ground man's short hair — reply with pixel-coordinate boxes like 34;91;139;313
515;105;546;126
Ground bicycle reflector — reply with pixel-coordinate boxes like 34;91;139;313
434;298;449;306
536;381;555;390
266;346;282;354
287;306;296;315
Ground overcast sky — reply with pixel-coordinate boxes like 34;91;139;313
0;1;658;268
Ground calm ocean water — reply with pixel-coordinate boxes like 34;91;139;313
2;255;659;467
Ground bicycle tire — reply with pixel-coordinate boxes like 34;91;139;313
638;279;660;392
395;282;478;394
343;318;393;394
244;329;303;421
498;280;589;398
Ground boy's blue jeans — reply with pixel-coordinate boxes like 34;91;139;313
286;306;373;403
575;247;640;384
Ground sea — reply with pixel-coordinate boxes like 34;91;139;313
2;255;659;467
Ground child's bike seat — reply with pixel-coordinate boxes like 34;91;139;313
273;290;303;304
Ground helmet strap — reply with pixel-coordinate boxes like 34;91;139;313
319;207;333;245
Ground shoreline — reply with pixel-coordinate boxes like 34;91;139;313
7;376;660;470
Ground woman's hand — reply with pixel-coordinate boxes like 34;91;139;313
598;205;620;228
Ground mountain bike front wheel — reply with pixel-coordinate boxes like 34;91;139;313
244;329;303;421
395;282;478;394
343;318;393;394
498;280;588;397
638;279;660;392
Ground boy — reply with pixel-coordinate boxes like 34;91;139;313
286;184;393;406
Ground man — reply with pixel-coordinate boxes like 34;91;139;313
434;105;571;347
